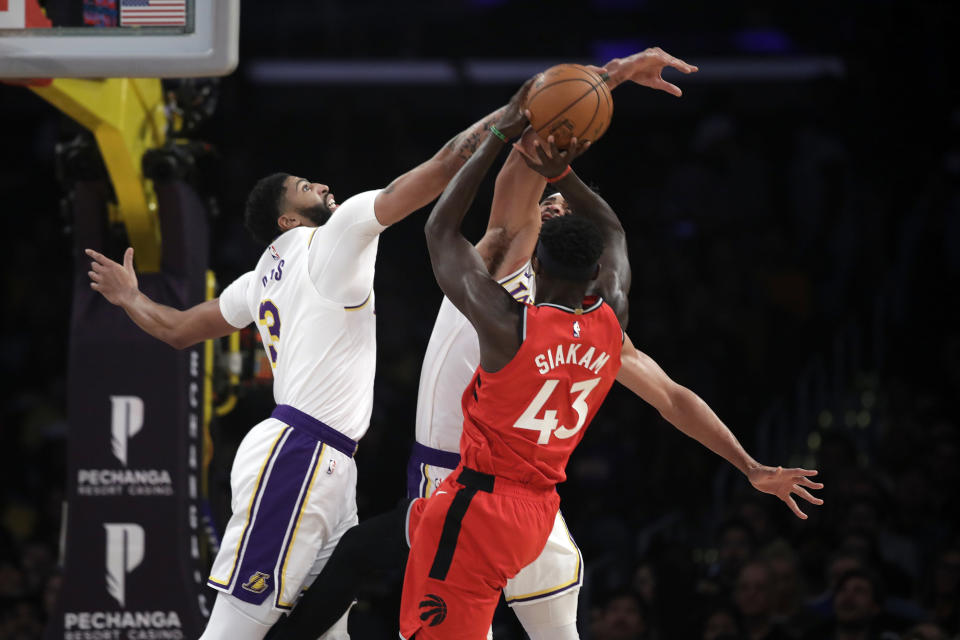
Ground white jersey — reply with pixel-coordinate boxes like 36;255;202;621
219;190;384;442
414;261;535;451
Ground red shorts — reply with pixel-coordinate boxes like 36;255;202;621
399;466;560;639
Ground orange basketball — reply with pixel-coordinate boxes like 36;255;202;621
523;63;613;149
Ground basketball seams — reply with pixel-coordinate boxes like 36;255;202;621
579;79;603;142
595;78;613;139
527;79;598;134
535;86;598;139
526;68;611;145
583;78;612;141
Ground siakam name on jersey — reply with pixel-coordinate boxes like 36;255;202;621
534;343;611;375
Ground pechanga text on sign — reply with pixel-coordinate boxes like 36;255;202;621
63;610;183;640
77;469;173;496
76;396;173;496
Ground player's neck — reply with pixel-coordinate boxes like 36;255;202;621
535;282;589;311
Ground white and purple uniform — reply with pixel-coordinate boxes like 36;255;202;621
210;190;382;614
408;261;584;607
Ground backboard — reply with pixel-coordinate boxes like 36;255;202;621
0;0;239;78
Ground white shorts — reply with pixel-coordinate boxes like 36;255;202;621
505;511;583;607
208;415;359;612
406;444;583;607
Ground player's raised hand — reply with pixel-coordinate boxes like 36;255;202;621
496;77;534;139
86;247;139;307
595;47;698;97
513;128;591;179
746;465;824;520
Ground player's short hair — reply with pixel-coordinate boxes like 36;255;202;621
244;172;290;245
536;215;604;281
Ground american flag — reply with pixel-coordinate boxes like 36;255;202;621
120;0;186;27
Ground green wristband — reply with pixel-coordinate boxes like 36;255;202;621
489;124;507;143
600;70;610;83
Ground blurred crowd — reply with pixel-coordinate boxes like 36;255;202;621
3;96;959;639
581;372;960;640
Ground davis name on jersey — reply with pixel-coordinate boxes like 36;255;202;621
534;343;612;375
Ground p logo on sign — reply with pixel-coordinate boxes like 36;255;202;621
110;395;144;467
105;523;145;608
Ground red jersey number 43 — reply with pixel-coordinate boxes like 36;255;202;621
513;377;602;444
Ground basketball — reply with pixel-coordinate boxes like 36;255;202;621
524;63;613;149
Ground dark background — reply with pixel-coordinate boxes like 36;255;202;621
2;1;959;638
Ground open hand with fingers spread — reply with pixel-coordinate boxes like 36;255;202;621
86;247;139;308
746;465;824;519
590;46;698;97
512;129;591;180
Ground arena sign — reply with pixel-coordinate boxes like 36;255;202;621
47;181;212;639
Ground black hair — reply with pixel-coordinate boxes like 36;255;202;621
536;215;604;280
539;182;601;204
244;172;289;245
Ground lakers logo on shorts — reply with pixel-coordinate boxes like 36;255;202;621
241;571;270;594
418;593;447;626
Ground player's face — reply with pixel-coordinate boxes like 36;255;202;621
539;194;571;222
284;176;338;225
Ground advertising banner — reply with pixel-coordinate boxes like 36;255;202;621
47;180;212;640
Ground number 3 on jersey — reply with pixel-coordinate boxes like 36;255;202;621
514;377;602;444
258;300;281;367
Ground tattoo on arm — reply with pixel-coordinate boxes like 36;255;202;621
382;179;398;194
456;129;484;162
455;108;506;163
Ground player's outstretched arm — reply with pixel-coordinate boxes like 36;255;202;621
475;146;546;278
516;134;631;326
425;90;530;371
86;247;237;349
617;333;825;519
372;80;534;228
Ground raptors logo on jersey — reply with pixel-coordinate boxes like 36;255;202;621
459;296;623;488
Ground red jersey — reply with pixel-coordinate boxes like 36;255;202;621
459;296;623;489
